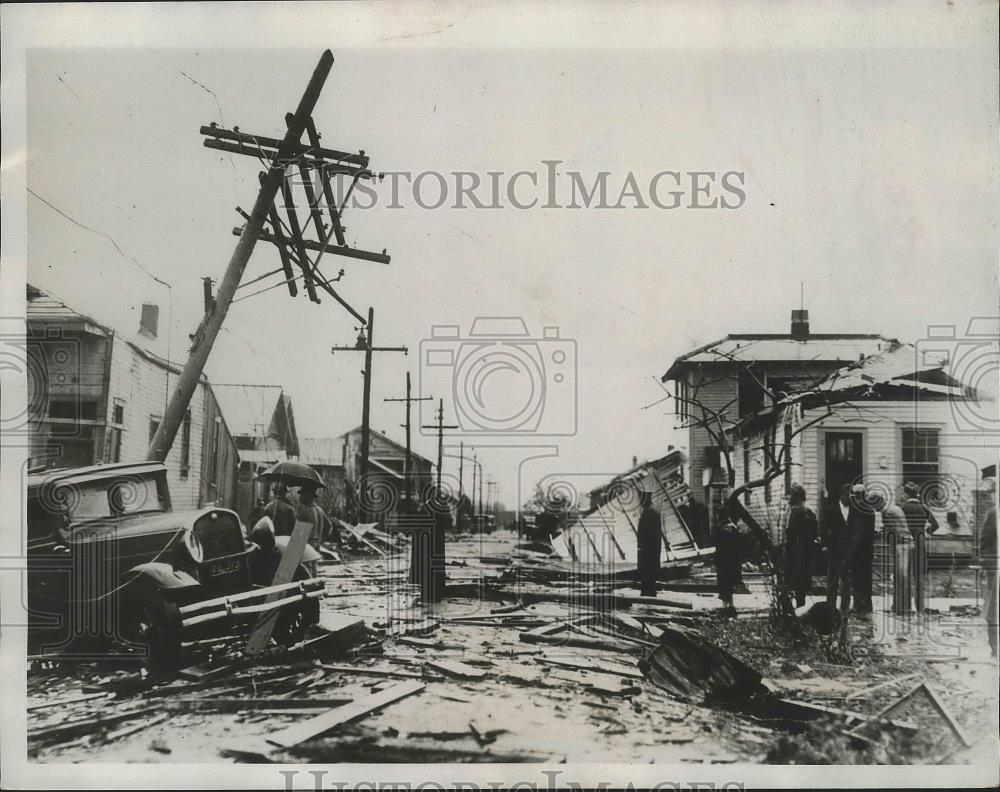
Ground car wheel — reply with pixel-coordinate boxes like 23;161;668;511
124;587;182;671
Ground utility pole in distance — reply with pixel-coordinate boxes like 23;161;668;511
421;398;458;492
331;306;407;521
384;371;432;512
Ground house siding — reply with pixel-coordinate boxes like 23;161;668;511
734;400;994;543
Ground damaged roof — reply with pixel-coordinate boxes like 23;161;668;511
662;334;895;380
805;342;969;398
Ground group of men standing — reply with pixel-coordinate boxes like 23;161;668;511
781;480;942;617
250;480;333;552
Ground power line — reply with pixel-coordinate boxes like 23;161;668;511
27;187;175;413
27;188;171;290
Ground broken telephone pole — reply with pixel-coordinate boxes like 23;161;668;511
148;50;389;463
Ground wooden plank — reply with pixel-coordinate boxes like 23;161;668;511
535;655;644;679
316;663;425;679
104;712;170;741
424;659;488;680
164;697;353;712
245;519;315;657
264;680;425;748
27;692;111;711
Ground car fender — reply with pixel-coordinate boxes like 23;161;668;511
124;562;200;592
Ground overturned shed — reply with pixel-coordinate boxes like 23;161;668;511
551;466;714;566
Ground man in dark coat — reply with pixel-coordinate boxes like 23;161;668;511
821;484;852;610
712;505;746;611
784;483;818;608
636;487;662;597
263;482;297;536
901;481;939;613
849;484;877;614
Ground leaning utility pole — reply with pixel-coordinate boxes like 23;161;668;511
421;398;458;492
384;372;432;511
331;306;407;521
148;50;388;462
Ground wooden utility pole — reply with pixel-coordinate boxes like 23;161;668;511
147;51;335;462
421;398;458;491
331;306;407;521
384;372;432;511
147;50;388;462
470;450;477;518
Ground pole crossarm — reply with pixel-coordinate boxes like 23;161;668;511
200;123;370;169
203;94;390;318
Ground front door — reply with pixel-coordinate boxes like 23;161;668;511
824;431;864;509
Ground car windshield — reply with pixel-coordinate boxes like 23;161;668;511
55;474;169;524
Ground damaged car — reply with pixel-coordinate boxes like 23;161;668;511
26;460;323;669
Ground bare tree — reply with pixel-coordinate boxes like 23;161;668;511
657;352;875;621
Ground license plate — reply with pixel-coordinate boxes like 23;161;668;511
210;559;240;577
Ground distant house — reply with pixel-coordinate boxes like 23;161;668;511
25;285;238;511
729;341;996;548
296;436;347;518
661;308;896;524
212;384;299;520
293;427;434;523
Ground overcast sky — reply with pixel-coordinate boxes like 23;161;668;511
11;2;998;508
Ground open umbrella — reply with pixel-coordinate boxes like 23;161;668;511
259;460;325;489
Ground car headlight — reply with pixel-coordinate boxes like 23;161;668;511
181;529;204;564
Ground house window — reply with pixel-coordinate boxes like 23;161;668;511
676;378;690;421
239;460;253;483
902;427;940;486
179;410;191;480
738;367;766;417
148;416;161;445
107;399;125;463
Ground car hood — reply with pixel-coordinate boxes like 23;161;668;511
66;508;213;537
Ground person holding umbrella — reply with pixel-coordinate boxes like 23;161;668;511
263;482;296;537
297;481;332;551
260;461;328;548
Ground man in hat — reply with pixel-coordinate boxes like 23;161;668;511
900;481;939;613
296;481;332;551
849;483;877;614
636;482;662;597
783;483;818;608
263;482;297;537
824;484;870;614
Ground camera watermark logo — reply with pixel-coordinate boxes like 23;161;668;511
914;318;999;437
1;321;83;440
419;317;577;437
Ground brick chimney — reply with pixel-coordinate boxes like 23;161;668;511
139;303;159;338
790;309;809;338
